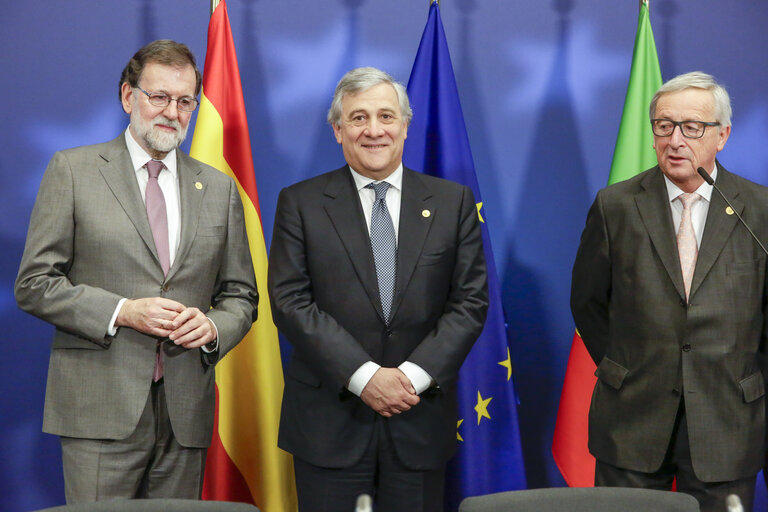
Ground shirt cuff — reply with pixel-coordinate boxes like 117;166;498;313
201;318;219;353
347;361;381;397
399;361;433;395
108;298;128;337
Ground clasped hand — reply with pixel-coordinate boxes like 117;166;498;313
116;297;216;349
361;367;420;417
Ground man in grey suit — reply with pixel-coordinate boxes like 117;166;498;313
268;67;488;512
571;71;768;511
15;40;258;503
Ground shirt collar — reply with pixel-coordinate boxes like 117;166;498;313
349;163;403;192
664;163;717;204
124;127;178;178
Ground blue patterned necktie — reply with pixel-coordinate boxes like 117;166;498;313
367;182;397;324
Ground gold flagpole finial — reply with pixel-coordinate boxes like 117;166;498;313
211;0;221;16
431;0;440;5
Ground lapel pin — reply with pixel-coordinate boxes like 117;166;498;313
195;182;203;190
725;206;734;216
422;209;431;218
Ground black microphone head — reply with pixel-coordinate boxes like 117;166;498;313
698;167;714;185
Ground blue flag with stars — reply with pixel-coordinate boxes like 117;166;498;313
403;2;527;509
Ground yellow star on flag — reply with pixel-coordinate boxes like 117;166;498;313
498;347;512;381
475;391;492;425
457;419;464;442
476;202;485;223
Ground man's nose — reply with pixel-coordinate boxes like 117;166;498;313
364;119;385;136
162;100;180;119
668;124;686;146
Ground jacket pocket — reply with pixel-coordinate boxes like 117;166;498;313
739;372;765;403
594;357;628;390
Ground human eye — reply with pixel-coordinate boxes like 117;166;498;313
380;112;396;123
177;97;196;110
148;93;170;106
350;114;367;125
655;120;673;131
682;121;704;137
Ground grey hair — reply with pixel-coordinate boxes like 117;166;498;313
649;71;732;127
327;67;413;126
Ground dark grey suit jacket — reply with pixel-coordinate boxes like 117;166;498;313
268;166;488;470
15;135;258;448
571;163;768;482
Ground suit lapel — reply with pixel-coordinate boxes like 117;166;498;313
168;151;205;281
98;137;160;267
689;165;742;298
390;169;434;320
322;168;384;321
634;167;686;299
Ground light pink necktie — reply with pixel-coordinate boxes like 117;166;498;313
677;192;701;300
145;160;169;381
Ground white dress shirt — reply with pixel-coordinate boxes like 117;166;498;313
664;164;717;248
346;164;433;396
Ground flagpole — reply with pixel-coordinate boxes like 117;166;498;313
211;0;221;15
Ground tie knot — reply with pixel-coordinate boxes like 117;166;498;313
366;181;391;201
678;192;701;210
146;160;164;179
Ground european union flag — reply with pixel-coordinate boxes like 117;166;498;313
403;2;528;509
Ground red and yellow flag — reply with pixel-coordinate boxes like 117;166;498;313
190;2;296;510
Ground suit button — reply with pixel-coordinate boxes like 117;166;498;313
679;298;687;307
385;329;393;337
162;284;171;292
682;344;692;352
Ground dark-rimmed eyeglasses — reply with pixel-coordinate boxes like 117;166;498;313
651;118;720;139
136;86;199;112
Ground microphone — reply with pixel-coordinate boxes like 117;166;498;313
697;167;768;257
355;493;372;512
725;493;744;512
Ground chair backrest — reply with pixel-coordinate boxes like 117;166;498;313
458;487;700;512
33;498;260;512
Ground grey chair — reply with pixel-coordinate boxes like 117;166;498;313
458;487;700;512
33;499;260;512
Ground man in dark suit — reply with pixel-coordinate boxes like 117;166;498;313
14;40;258;503
571;71;768;511
268;67;488;512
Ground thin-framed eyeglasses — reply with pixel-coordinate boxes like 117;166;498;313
651;118;720;139
135;86;199;112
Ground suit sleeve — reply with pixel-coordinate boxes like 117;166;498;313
15;151;123;345
404;185;489;387
268;187;372;389
205;178;259;360
571;192;611;364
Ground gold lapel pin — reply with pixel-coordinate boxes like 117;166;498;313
422;209;431;218
195;182;203;190
725;206;734;216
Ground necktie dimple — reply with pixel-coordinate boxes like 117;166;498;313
145;160;170;276
367;182;397;324
677;192;701;301
145;160;169;382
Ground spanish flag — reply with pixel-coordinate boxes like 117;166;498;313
190;1;297;510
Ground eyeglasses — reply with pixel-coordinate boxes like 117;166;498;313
136;86;199;112
651;118;720;139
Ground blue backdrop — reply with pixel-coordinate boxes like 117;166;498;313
2;1;767;510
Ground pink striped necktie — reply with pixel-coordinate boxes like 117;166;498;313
145;160;169;382
676;192;701;301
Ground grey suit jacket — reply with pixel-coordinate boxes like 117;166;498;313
15;135;258;448
571;163;768;482
268;166;488;470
